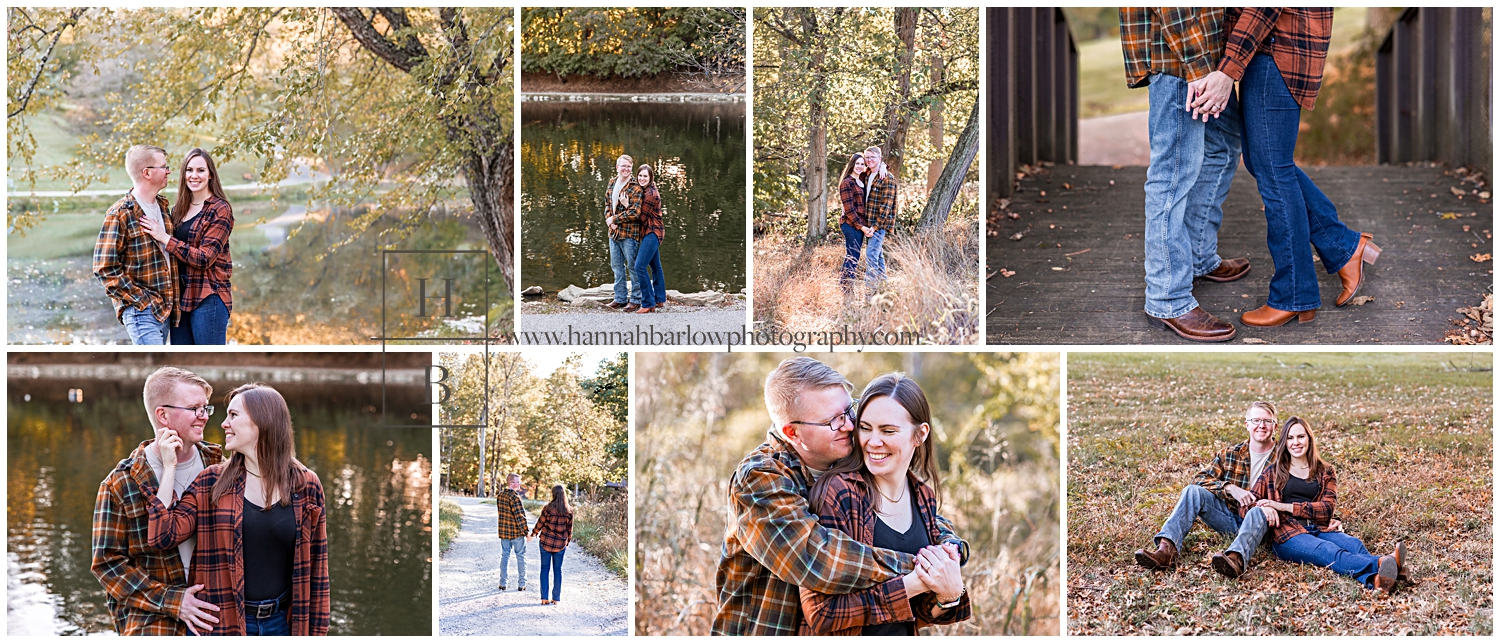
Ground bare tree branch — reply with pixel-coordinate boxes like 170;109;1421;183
8;7;88;119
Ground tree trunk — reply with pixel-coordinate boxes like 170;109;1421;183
800;9;830;242
917;98;979;231
460;134;516;291
882;8;919;179
927;53;945;192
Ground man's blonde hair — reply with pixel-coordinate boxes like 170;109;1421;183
125;145;167;181
863;146;883;157
764;357;852;429
1245;400;1276;418
616;154;634;166
143;367;211;429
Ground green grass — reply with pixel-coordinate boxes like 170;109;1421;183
438;499;464;554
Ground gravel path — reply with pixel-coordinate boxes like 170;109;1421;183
438;496;628;636
516;307;748;346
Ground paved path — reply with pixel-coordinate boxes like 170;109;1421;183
438;497;627;637
1078;111;1150;166
988;164;1492;344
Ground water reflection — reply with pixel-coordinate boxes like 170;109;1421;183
6;381;432;636
521;100;746;293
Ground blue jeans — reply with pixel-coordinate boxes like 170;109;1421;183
1154;484;1267;561
1272;527;1380;588
839;223;865;288
500;536;526;588
122;304;169;345
1143;72;1243;319
169;294;229;345
608;236;641;305
242;594;291;636
633;233;667;308
865;229;887;286
539;547;565;602
1240;54;1360;312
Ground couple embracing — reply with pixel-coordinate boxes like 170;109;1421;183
604;154;668;313
91;367;329;635
1136;401;1409;595
95;145;235;345
837;146;897;292
1125;8;1381;342
714;357;971;635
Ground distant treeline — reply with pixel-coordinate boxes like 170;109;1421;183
522;8;744;79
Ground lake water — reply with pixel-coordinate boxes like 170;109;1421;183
521;99;746;294
6;376;433;635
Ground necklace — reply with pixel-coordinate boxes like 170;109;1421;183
245;466;262;478
875;480;906;505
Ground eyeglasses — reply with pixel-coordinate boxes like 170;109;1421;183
1245;418;1275;427
788;400;858;432
145;164;173;173
161;404;214;417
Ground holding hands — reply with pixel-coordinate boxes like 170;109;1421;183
913;543;963;605
1186;70;1235;122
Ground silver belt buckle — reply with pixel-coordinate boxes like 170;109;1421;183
254;600;277;618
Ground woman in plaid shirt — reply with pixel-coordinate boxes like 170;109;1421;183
149;384;330;635
531;485;575;605
837;154;875;291
1235;417;1405;595
799;373;971;635
139;148;235;345
632;164;668;314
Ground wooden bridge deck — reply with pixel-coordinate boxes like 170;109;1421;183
986;164;1492;344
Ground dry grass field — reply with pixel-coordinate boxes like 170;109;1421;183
1067;352;1493;636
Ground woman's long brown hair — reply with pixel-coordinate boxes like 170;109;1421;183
838;153;866;187
1269;416;1325;493
545;484;571;516
809;372;942;515
211;383;299;509
171;148;226;227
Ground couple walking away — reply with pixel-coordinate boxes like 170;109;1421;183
95;145;235;345
714;357;972;635
1125;8;1381;342
495;474;576;606
837;146;898;292
1135;401;1410;595
604;154;668;313
91;367;329;636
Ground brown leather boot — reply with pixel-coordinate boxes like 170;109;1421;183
1392;542;1408;582
1134;538;1178;570
1373;555;1399;595
1210;550;1245;579
1200;258;1251;282
1240;305;1317;327
1335;233;1382;306
1146;307;1237;342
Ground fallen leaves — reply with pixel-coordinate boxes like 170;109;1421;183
1346;295;1376;306
1470;253;1491;263
999;268;1016;278
1444;294;1493;345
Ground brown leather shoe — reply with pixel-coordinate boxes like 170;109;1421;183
1335;233;1382;306
1373;555;1399;595
1240;305;1316;327
1210;550;1245;579
1392;542;1408;582
622;303;640;312
1146;307;1236;342
1134;538;1178;570
1201;258;1251;283
635;306;655;314
606;301;626;309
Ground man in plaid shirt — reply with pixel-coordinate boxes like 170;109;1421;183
94;144;179;344
1134;401;1343;578
605;154;644;312
497;473;528;591
1119;9;1250;343
713;357;968;635
91;367;224;634
862;147;898;287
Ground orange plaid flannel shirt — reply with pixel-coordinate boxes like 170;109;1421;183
94;190;179;324
1219;8;1333;111
1119;8;1227;87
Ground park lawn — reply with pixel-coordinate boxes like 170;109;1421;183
438;499;464;554
1067;352;1492;636
8;210;274;261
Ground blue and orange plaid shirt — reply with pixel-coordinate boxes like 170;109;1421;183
712;431;966;635
497;488;529;541
1219;8;1333;111
1243;462;1339;544
838;174;868;229
91;439;223;636
1192;441;1255;511
167;194;234;314
865;170;898;232
799;471;971;635
531;503;573;553
94;190;178;324
639;184;664;240
1119;8;1227;86
146;462;331;636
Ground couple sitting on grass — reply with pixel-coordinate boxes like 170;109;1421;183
1135;401;1409;595
713;357;972;635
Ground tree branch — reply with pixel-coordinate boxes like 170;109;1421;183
8;7;88;119
331;7;429;73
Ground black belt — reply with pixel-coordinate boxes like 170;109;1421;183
245;591;289;619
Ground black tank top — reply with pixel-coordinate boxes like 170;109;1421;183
242;498;296;601
861;483;928;636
